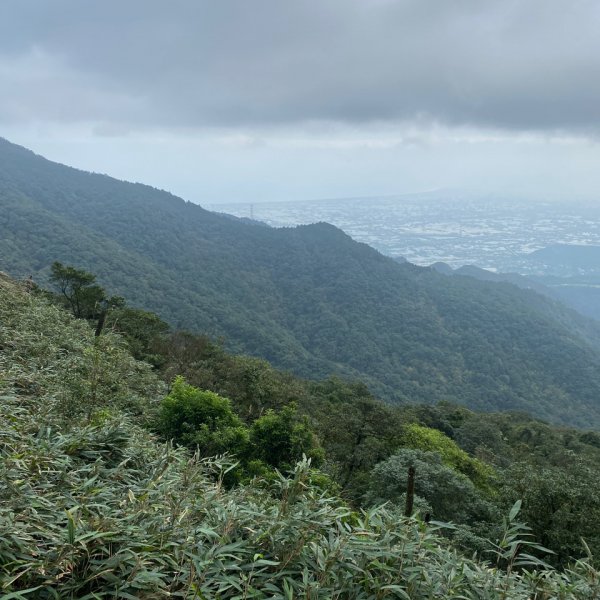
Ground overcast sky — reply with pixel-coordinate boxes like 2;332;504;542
1;0;600;204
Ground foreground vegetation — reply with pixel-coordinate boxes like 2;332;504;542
2;272;600;597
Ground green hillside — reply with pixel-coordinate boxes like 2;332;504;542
3;272;600;597
3;137;600;426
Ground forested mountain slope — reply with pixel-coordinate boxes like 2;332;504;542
3;136;600;426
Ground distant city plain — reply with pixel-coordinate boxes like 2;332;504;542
216;193;600;273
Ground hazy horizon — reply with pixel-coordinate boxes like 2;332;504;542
2;1;600;204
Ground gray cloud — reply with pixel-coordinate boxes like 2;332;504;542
1;0;600;134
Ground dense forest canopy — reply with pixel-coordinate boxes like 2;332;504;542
3;137;600;428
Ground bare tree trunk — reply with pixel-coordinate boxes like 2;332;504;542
95;310;107;337
404;466;415;517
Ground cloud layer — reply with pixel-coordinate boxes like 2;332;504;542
2;0;600;134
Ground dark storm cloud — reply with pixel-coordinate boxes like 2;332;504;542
1;0;600;133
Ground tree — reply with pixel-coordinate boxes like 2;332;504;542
49;262;124;335
367;449;491;522
50;262;105;319
250;405;323;471
500;460;600;565
156;379;323;476
157;376;248;457
304;378;403;501
401;423;494;491
105;306;169;365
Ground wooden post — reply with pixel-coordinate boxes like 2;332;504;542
95;309;107;337
405;466;415;517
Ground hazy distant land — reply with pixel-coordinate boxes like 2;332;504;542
215;192;600;271
217;192;600;320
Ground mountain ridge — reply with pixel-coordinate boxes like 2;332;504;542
3;136;600;426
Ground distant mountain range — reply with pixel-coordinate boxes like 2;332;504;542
429;250;600;323
3;136;600;427
431;262;554;296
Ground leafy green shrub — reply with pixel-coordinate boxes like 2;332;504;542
250;404;324;470
367;449;493;523
401;423;495;491
157;375;249;456
105;305;170;366
2;401;599;599
157;378;324;477
2;273;600;598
